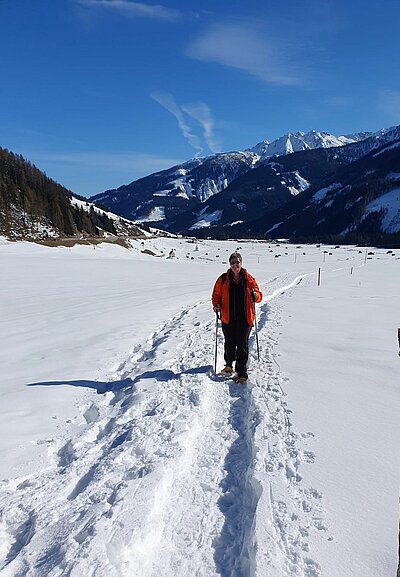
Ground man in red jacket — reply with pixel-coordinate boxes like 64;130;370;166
212;252;262;383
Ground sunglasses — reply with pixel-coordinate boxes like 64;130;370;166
230;260;241;265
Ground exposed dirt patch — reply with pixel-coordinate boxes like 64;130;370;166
34;237;130;249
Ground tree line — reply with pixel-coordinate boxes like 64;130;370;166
0;147;120;239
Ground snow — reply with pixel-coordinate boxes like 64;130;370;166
152;190;170;197
190;210;223;229
386;172;400;182
135;206;166;222
364;187;400;232
0;237;399;577
311;183;343;203
70;196;150;236
372;141;400;156
246;131;368;160
292;170;310;193
265;221;284;234
70;196;131;225
169;178;194;199
286;169;310;197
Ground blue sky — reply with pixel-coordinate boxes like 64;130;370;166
1;0;400;197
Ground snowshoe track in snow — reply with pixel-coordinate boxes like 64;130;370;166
0;273;328;576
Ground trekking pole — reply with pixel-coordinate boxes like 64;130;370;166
214;310;220;373
252;291;260;361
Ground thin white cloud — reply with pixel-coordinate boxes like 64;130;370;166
151;92;205;156
379;89;400;121
76;0;181;21
182;102;221;153
186;22;302;86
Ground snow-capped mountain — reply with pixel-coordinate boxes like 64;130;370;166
233;136;400;241
246;129;371;159
90;125;400;243
90;130;371;226
91;153;258;225
164;125;400;237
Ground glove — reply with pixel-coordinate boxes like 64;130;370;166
250;288;256;303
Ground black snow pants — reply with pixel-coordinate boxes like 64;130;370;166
221;320;252;377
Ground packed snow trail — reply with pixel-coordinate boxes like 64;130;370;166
0;273;327;577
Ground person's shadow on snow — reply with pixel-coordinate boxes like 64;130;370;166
26;377;133;394
26;365;211;395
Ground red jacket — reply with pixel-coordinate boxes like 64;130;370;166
212;268;262;326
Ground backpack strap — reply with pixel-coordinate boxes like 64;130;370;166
221;272;227;285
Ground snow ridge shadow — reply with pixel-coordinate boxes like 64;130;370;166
2;510;36;569
213;383;261;577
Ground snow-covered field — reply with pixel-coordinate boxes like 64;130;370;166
0;236;398;577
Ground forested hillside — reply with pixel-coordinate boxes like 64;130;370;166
0;148;142;240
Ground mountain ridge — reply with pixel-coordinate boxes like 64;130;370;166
245;129;372;159
2;124;400;246
232;137;400;244
89;128;375;226
89;125;400;245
